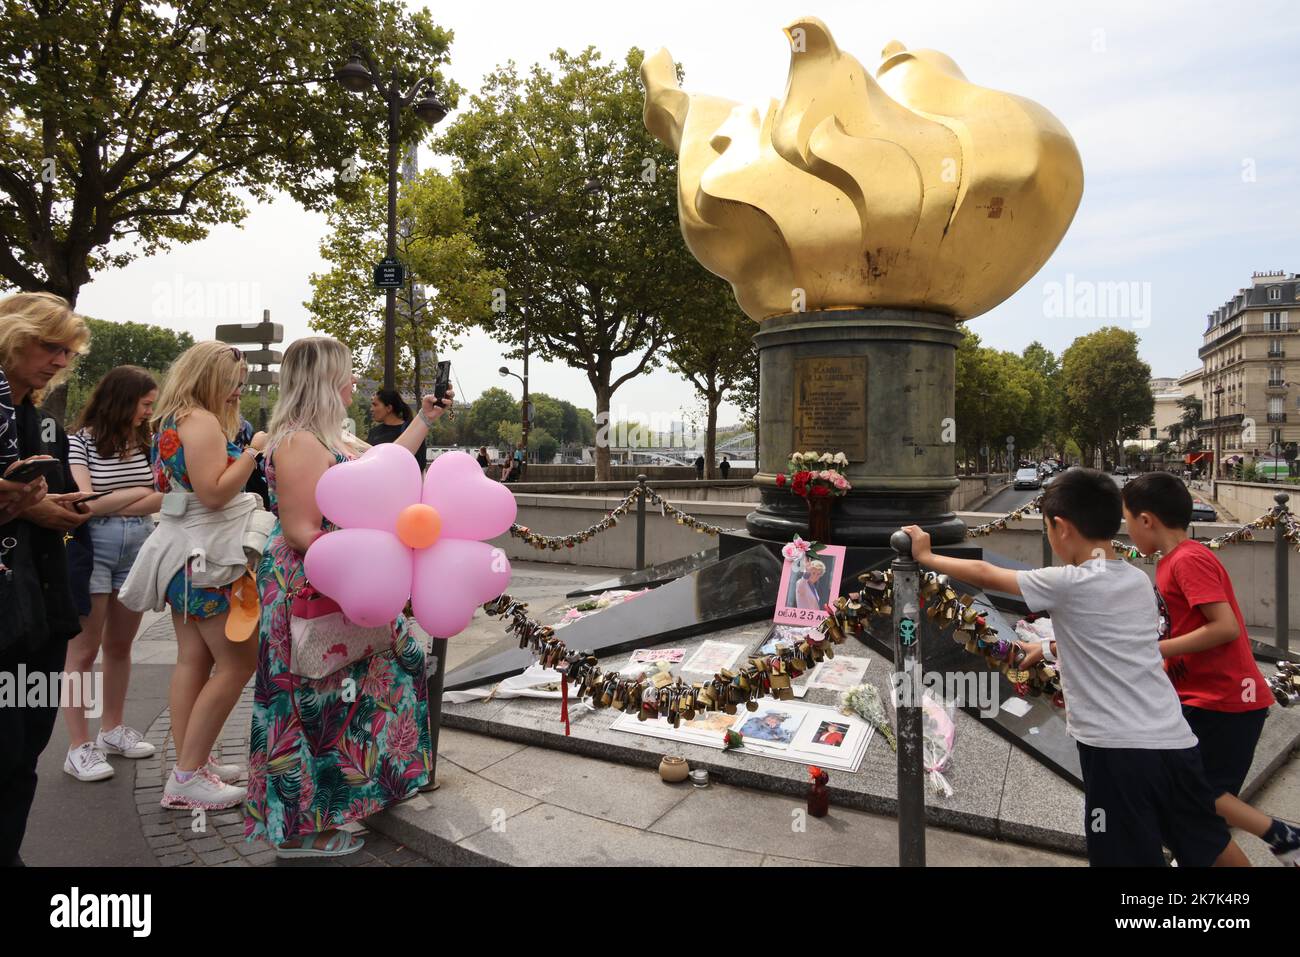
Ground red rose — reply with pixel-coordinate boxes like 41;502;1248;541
775;473;786;487
811;484;829;497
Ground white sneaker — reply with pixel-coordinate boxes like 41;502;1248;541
96;724;156;758
64;743;115;782
161;767;247;810
205;753;243;784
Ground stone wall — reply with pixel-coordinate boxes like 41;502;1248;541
1215;480;1296;523
495;496;1299;634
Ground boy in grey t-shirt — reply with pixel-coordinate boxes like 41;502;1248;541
903;468;1247;867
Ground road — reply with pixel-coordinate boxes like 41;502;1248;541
979;483;1043;514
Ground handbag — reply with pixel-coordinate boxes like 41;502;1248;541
288;582;394;679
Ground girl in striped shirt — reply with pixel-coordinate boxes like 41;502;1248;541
62;365;164;782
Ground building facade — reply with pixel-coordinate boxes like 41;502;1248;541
1196;271;1299;475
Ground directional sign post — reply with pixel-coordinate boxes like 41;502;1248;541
216;310;284;430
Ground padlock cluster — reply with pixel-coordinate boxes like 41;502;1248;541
481;592;852;723
827;568;1065;707
1269;660;1300;708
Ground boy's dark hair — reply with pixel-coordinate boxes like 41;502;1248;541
1121;471;1193;530
1040;467;1122;539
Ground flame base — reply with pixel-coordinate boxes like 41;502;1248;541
746;307;968;547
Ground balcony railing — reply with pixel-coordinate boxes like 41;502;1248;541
1268;350;1286;357
1268;413;1288;423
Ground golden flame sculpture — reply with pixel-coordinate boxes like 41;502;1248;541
642;17;1084;321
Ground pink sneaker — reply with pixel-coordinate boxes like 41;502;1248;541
161;767;246;810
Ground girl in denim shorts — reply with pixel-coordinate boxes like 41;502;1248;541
61;366;163;782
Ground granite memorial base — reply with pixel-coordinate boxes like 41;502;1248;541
439;619;1300;854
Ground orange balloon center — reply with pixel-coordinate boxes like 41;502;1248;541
396;503;442;549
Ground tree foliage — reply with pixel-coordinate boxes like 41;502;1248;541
306;168;498;394
664;268;756;476
1059;326;1154;468
0;0;459;305
438;45;699;478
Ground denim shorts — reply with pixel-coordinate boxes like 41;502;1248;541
87;515;153;594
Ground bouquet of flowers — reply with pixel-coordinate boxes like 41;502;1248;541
774;451;852;499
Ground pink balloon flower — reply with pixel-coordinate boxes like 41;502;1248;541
304;445;516;638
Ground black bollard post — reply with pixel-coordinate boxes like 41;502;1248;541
423;636;449;791
889;529;926;867
1277;493;1290;655
636;474;648;570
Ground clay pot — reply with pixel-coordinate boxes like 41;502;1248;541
659;755;689;783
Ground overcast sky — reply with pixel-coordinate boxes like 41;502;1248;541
75;0;1300;427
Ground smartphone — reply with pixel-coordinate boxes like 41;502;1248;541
71;490;112;503
4;456;62;484
433;360;452;403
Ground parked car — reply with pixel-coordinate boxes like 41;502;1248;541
1190;501;1217;523
1014;467;1041;490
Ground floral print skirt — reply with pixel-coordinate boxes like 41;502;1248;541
243;524;431;844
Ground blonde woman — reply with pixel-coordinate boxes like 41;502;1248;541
244;336;452;859
795;559;827;611
121;342;268;810
0;291;93;865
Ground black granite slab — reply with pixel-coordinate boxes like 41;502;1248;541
445;546;784;691
856;578;1082;785
564;548;719;598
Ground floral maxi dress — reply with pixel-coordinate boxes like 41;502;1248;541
243;443;431;843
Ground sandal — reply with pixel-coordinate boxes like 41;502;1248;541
275;830;365;860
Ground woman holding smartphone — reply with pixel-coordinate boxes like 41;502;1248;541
61;365;164;782
0;291;93;865
122;342;267;810
245;336;451;858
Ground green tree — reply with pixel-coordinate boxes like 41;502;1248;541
75;317;194;388
439;46;698;480
0;0;458;305
63;316;195;422
955;331;1033;473
307;168;498;395
468;387;522;447
1059;327;1154;468
665;269;757;477
1021;341;1062;458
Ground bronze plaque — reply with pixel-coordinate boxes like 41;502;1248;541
792;356;867;461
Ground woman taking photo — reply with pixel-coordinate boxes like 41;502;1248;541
245;336;451;859
61;366;164;782
0;291;93;865
367;387;426;470
120;342;268;810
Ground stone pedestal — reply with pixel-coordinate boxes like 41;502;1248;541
749;307;966;546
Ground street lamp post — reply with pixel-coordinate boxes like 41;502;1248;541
1212;384;1225;499
335;46;447;391
499;366;528;471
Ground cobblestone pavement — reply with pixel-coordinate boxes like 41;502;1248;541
134;685;431;867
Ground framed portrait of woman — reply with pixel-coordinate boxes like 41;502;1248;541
773;543;846;627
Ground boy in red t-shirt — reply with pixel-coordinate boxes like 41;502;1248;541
1123;472;1299;866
